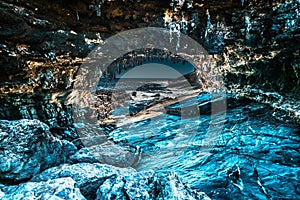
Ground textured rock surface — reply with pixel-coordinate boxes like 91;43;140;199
0;0;299;127
0;119;77;183
29;162;208;200
31;163;135;200
0;189;4;199
0;0;299;199
191;100;300;199
109;97;300;200
220;0;300;93
1;177;86;200
97;171;210;200
68;147;100;164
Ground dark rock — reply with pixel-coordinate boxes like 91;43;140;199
1;177;86;200
0;0;299;131
96;171;210;200
0;119;77;183
165;92;216;117
0;8;28;38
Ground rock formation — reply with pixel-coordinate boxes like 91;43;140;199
0;0;299;199
0;119;76;183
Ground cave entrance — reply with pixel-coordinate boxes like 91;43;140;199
97;48;201;90
114;60;195;79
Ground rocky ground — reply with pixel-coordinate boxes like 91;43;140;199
0;0;299;199
0;119;210;200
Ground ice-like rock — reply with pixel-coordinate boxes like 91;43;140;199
0;119;77;183
1;177;86;200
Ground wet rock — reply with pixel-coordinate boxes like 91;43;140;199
30;163;135;200
0;119;77;183
165;92;216;117
96;171;210;200
109;96;300;200
228;87;300;122
178;100;300;200
0;0;299;132
1;177;86;200
192;153;300;200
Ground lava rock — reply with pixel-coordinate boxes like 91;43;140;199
1;177;86;200
96;171;210;200
0;119;77;183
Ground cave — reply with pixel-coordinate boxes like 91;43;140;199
0;0;299;199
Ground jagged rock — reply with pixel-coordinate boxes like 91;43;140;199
0;119;77;183
30;162;210;200
1;177;86;200
0;0;299;128
222;0;300;92
0;0;299;199
68;147;100;164
165;92;225;117
30;163;135;200
177;99;300;200
96;171;210;200
0;189;4;199
192;153;300;200
108;97;300;200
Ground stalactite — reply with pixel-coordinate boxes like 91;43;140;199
204;9;211;42
245;14;251;40
180;12;188;34
164;0;196;50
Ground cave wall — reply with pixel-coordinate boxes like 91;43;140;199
0;0;299;135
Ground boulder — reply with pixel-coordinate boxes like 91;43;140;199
1;177;86;200
97;171;210;200
31;163;135;200
31;162;210;200
0;119;77;183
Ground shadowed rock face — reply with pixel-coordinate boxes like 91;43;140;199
0;0;299;128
